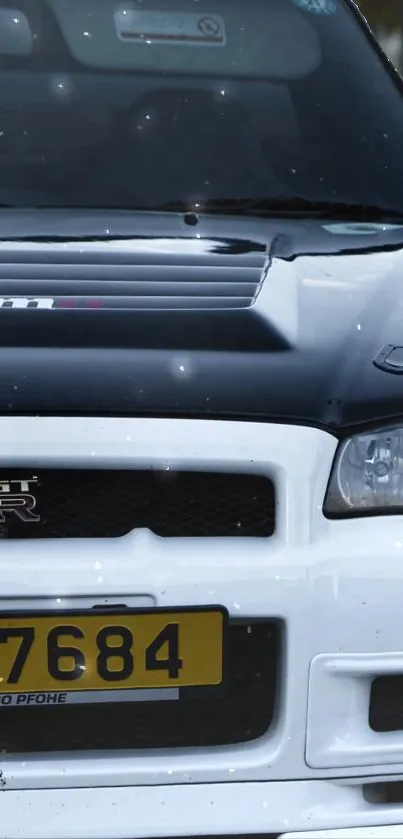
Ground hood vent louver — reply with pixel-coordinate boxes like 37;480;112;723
0;264;261;310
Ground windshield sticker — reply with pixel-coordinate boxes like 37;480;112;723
115;9;227;46
292;0;336;14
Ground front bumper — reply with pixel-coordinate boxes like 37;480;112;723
1;417;403;836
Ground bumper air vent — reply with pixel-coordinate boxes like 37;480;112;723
369;675;403;731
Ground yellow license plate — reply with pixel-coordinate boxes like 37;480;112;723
0;608;226;695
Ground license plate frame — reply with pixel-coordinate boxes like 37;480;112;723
0;605;228;701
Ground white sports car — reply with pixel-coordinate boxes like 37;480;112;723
0;0;402;836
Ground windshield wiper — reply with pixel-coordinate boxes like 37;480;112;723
146;197;403;222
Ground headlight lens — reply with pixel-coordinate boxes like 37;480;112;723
324;426;403;514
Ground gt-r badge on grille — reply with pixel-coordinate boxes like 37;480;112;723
0;478;40;523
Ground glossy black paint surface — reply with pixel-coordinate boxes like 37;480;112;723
1;210;403;435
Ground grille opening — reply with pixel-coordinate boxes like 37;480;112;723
0;469;275;539
369;675;403;732
0;621;279;753
364;781;403;805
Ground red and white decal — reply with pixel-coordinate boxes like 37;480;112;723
0;296;158;310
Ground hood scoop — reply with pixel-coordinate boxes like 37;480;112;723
0;265;260;312
0;236;293;351
0;236;265;311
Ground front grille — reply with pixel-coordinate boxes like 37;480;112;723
369;676;403;731
0;470;275;539
0;621;278;753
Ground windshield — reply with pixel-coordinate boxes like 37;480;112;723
2;0;403;212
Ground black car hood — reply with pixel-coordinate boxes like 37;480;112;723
0;209;403;434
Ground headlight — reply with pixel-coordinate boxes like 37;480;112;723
324;426;403;515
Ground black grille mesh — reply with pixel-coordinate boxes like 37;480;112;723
0;470;275;539
0;622;278;752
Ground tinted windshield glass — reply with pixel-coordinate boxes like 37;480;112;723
2;0;403;211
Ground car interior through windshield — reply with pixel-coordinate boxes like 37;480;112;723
1;0;403;213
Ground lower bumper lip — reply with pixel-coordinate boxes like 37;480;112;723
0;780;401;839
